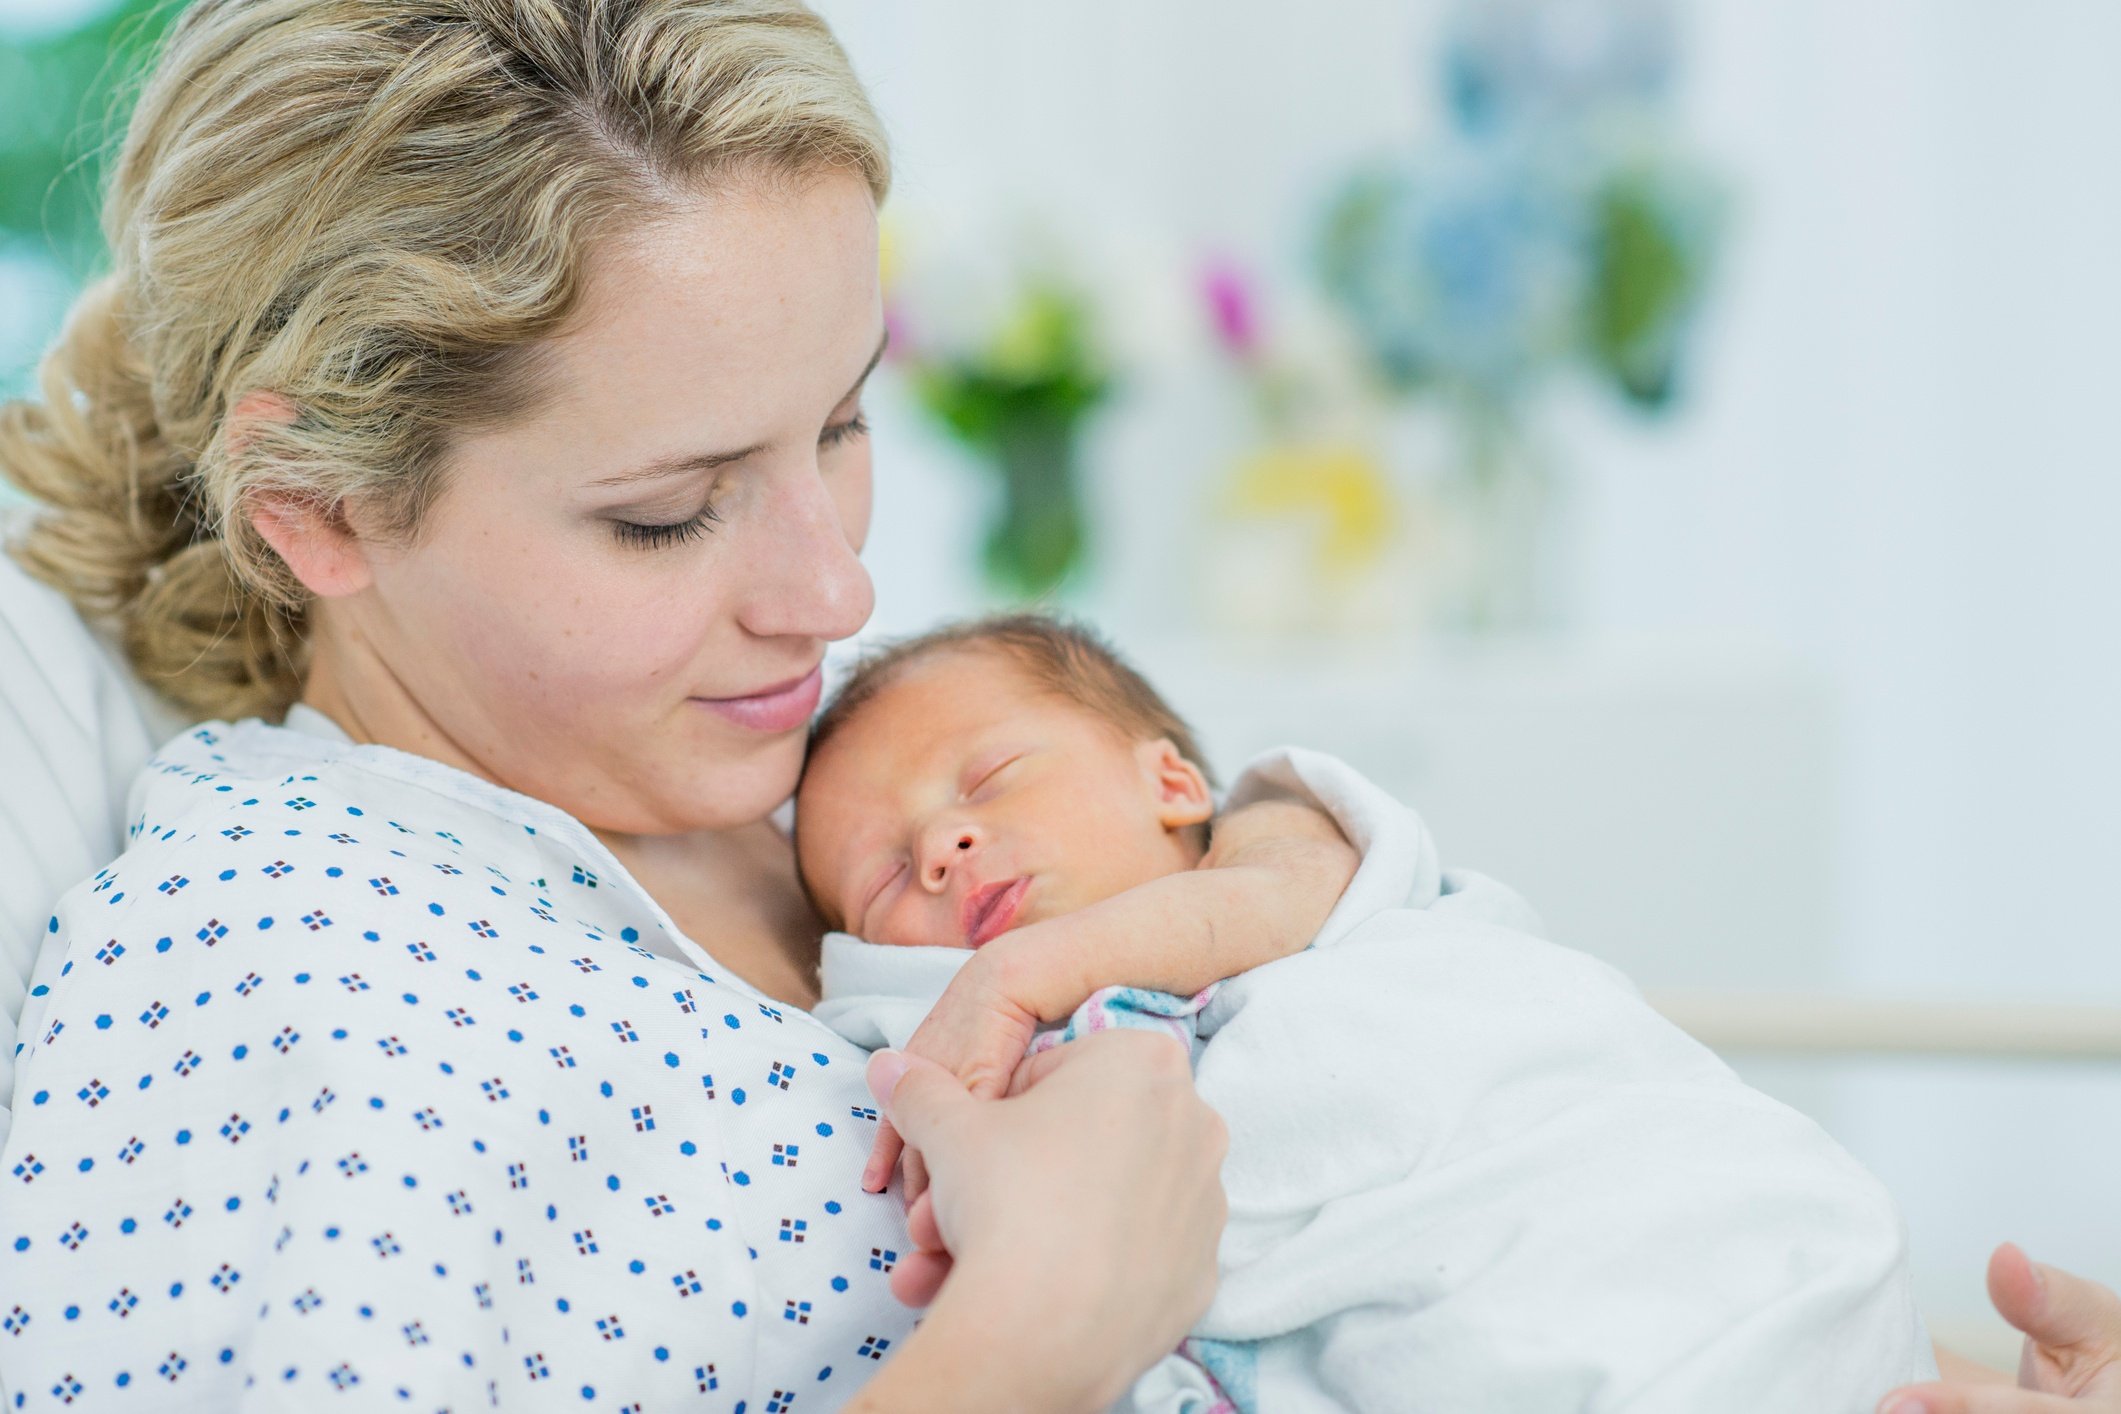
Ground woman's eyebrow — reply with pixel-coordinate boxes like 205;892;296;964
587;331;889;490
587;441;769;488
841;328;890;405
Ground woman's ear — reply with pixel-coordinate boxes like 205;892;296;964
1138;738;1215;832
231;392;374;600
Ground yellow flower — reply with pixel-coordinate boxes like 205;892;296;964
1222;443;1396;573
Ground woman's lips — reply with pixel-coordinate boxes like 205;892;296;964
963;876;1031;948
692;665;824;734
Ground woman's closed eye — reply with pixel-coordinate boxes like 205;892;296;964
612;502;722;550
615;414;863;550
821;410;869;449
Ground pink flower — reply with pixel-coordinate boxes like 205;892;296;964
1200;258;1261;360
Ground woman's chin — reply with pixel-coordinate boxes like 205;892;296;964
519;709;812;837
645;732;808;835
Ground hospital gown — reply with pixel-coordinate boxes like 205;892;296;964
0;711;917;1411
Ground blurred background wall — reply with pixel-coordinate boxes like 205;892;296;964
3;0;2117;1355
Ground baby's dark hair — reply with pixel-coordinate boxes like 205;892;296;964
808;612;1219;791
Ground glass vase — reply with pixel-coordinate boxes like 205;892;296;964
1435;398;1554;637
982;406;1089;599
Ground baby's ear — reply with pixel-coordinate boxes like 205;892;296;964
1138;738;1214;831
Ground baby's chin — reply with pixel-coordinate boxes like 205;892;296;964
862;925;973;951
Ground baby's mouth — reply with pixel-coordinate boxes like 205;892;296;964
962;876;1031;948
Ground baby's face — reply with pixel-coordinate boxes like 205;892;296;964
795;648;1212;949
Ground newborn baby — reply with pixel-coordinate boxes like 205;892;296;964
796;615;1362;1192
798;615;1935;1413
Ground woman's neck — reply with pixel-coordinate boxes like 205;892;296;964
300;618;498;783
601;820;825;1010
303;619;824;1010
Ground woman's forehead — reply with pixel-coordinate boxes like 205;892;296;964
472;174;882;487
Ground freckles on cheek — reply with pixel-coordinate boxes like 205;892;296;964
434;552;702;709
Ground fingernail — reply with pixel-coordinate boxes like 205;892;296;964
1878;1397;1928;1414
866;1050;910;1110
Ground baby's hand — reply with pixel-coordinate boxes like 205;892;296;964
862;949;1041;1194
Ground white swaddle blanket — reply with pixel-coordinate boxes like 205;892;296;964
815;747;1935;1413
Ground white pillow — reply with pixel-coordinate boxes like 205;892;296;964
0;512;190;1141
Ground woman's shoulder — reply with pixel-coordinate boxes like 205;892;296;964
32;719;641;1020
127;717;553;859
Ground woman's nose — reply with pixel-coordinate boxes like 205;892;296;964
919;823;980;892
737;462;875;643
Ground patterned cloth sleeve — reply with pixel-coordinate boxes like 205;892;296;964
0;719;917;1412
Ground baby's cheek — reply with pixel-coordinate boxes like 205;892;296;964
875;904;964;952
1075;825;1190;901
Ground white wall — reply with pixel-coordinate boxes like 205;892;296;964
816;0;2121;1334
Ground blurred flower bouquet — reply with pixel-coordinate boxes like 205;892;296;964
886;225;1115;599
1196;259;1418;638
1317;0;1721;632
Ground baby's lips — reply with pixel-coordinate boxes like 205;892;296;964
961;875;1030;947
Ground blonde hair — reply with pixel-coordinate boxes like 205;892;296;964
0;0;889;721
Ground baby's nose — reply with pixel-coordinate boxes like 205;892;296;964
927;833;974;884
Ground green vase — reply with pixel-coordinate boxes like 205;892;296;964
981;407;1088;599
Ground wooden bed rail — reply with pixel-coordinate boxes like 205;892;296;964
1645;993;2121;1062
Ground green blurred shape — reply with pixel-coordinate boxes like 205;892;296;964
906;278;1112;597
0;0;177;275
1585;165;1716;410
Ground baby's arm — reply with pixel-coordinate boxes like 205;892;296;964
860;797;1358;1192
986;796;1359;1023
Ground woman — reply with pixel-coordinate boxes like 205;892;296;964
3;1;2114;1409
0;1;1224;1407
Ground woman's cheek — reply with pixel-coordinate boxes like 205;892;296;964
452;547;706;706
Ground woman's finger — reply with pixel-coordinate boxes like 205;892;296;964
868;1049;974;1142
1005;1043;1070;1096
905;1189;943;1253
1880;1383;2083;1414
888;1248;952;1309
1989;1243;2121;1358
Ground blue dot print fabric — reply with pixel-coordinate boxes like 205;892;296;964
0;718;915;1410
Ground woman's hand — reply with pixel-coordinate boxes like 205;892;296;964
1881;1244;2121;1414
859;950;1040;1194
844;1030;1229;1414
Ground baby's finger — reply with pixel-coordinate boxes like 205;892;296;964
862;1121;905;1194
905;1189;942;1253
903;1144;930;1206
888;1248;953;1309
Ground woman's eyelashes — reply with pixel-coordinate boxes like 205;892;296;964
612;503;722;550
822;410;869;449
613;415;865;550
